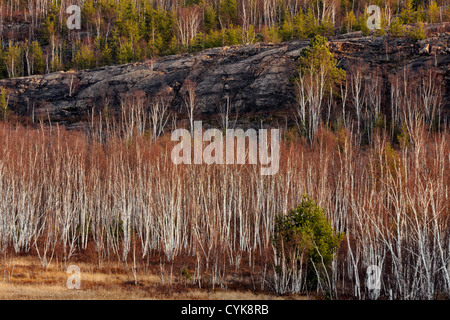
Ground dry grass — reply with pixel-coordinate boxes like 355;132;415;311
0;256;308;300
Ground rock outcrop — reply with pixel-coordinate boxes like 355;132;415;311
1;33;449;127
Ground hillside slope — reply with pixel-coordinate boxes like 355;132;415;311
1;32;449;127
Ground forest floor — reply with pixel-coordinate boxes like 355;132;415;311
0;256;309;300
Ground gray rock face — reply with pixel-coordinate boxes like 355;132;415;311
1;34;449;127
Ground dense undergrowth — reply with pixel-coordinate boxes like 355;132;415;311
0;104;448;299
